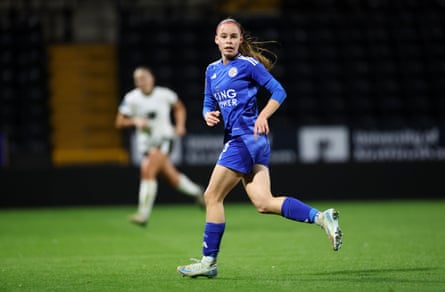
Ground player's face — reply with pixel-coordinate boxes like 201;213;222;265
134;69;155;95
215;22;243;61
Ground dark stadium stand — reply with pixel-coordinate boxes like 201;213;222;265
0;12;50;166
117;0;445;129
1;0;445;166
1;0;445;205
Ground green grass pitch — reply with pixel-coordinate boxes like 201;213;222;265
1;200;444;291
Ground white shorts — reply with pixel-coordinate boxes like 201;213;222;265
138;135;173;156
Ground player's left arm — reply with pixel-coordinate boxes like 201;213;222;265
172;99;187;136
253;65;287;138
255;98;280;139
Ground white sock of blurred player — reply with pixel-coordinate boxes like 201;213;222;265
176;173;203;197
138;179;158;221
138;175;202;220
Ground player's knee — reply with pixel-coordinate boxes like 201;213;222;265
203;190;223;205
141;164;158;179
203;191;213;205
140;166;148;178
253;200;271;214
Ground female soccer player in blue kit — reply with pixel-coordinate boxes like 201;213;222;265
177;18;343;278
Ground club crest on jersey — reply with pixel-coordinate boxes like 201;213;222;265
228;67;238;77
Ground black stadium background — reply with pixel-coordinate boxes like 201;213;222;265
1;0;444;207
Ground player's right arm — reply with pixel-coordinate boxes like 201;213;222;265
115;112;148;129
204;110;220;127
202;69;220;127
203;89;220;127
115;93;148;130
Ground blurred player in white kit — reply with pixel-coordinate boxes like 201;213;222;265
116;66;204;226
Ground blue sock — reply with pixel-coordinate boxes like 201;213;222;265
281;197;319;223
202;222;226;258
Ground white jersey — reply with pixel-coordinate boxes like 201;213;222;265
119;86;178;154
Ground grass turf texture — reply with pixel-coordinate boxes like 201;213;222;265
0;201;444;291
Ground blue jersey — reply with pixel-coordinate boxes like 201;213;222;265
203;54;282;141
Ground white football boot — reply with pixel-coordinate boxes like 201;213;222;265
128;213;147;227
177;256;217;278
319;208;342;251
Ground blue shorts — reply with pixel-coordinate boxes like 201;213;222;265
217;134;270;174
